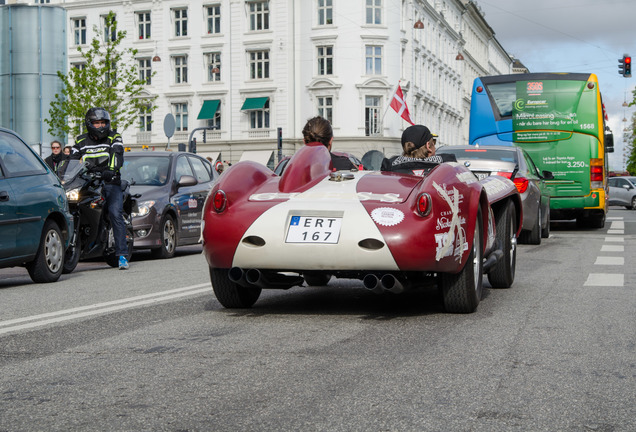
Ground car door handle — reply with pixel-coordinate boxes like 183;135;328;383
0;191;9;202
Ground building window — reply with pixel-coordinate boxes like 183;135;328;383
250;100;270;129
317;96;333;124
139;58;152;85
317;46;333;75
173;103;188;132
206;52;221;82
249;1;269;31
366;0;382;25
174;8;188;37
72;62;86;71
249;51;269;80
139;106;152;132
173;56;188;84
365;45;382;75
318;0;333;25
207;111;221;130
72;18;86;45
36;0;51;3
103;15;117;42
137;12;151;40
365;96;381;136
206;5;221;34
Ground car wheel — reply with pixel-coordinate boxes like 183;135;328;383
519;206;541;245
541;203;550;238
210;268;261;308
631;196;636;210
151;214;176;259
62;224;81;274
26;220;64;283
440;210;483;313
303;271;331;286
487;201;516;288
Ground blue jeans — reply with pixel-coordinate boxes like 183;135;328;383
102;183;127;256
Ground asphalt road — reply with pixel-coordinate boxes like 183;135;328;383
0;208;634;431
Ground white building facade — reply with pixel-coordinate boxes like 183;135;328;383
10;0;512;162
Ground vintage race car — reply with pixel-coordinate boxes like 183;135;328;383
202;143;522;313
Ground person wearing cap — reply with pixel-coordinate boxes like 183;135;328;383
381;125;447;173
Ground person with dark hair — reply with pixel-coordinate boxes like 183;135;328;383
382;125;452;173
302;116;357;171
44;140;67;176
70;107;129;270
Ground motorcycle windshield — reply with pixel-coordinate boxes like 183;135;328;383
59;160;86;185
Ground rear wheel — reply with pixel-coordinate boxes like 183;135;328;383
151;214;177;259
210;268;261;308
26;220;64;283
541;204;551;238
519;206;541;245
440;211;483;313
487;201;516;288
630;196;636;210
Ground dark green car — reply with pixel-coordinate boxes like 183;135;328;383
0;128;73;283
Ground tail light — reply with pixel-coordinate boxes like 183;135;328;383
493;172;528;193
416;192;432;216
590;158;603;189
212;189;227;213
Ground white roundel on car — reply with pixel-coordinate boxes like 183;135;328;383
371;207;404;227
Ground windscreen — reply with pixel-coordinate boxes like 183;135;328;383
121;156;171;186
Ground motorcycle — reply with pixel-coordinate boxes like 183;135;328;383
59;158;137;273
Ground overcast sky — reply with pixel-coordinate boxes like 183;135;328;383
475;0;635;170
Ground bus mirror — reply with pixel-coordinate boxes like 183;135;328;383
605;131;614;153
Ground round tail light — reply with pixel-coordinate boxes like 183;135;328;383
416;192;432;217
213;190;227;213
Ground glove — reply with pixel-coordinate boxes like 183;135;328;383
89;165;105;174
102;170;115;182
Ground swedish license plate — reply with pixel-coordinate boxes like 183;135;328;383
474;171;490;180
286;216;342;243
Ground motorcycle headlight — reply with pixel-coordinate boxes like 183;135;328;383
133;200;155;217
66;188;80;202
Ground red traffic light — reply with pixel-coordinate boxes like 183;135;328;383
626;56;632;64
619;54;632;77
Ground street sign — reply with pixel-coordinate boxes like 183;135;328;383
163;114;176;138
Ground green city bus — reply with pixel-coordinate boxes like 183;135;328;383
469;73;613;228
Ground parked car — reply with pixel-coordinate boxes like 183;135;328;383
608;176;636;209
0;127;73;282
119;151;217;258
436;145;552;244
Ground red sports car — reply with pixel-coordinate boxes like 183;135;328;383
202;144;522;313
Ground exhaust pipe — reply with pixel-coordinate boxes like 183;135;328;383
245;269;303;289
380;274;405;294
363;274;384;294
229;267;252;287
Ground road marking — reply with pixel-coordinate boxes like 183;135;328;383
604;236;624;242
610;221;625;229
601;245;624;252
0;283;211;335
594;256;624;265
606;217;623;220
607;230;624;235
584;273;624;287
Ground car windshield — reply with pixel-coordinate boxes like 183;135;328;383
121;156;171;186
438;148;518;163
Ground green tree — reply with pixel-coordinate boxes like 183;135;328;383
46;11;156;140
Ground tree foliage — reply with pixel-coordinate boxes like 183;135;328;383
46;11;156;140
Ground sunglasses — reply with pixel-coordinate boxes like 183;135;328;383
51;146;61;149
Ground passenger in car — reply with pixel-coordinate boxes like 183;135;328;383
382;125;454;173
302;116;357;171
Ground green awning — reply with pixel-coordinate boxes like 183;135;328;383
197;100;220;119
241;97;268;111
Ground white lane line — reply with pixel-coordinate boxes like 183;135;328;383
594;256;624;265
607;230;624;235
604;236;624;243
584;273;624;286
606;217;624;220
0;283;211;335
601;245;624;252
610;221;625;230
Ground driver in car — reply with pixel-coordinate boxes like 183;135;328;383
70;107;129;270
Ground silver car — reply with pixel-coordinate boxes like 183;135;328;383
608;176;636;209
436;145;552;245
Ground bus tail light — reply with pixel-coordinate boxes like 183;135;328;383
590;158;603;189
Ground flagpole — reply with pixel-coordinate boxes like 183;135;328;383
379;81;400;128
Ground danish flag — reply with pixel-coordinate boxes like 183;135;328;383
390;82;414;125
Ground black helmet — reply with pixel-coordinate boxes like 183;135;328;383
85;107;111;140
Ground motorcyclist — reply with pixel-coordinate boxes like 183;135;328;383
70;107;129;270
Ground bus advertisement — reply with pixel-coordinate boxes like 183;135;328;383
469;73;613;228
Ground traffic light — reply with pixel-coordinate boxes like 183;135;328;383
619;54;632;77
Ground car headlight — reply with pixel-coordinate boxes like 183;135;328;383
66;188;80;202
133;200;155;217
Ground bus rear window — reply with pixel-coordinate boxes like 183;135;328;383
485;82;516;117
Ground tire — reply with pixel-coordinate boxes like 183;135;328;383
519;206;541;245
541;204;550;238
578;212;605;229
62;230;81;274
210;268;261;308
303;271;331;286
487;201;516;288
630;196;636;210
440;210;483;313
151;214;176;259
26;220;65;283
105;226;134;268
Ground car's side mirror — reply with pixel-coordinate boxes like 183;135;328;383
177;175;198;188
542;170;554;180
623;184;632;190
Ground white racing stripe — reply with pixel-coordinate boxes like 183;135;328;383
0;283;211;335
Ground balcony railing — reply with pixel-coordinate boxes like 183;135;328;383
136;131;152;144
247;129;271;139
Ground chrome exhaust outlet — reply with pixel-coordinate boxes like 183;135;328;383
245;268;303;289
362;274;384;294
229;267;253;287
380;274;405;294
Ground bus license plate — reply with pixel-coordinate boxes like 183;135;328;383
286;216;342;243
